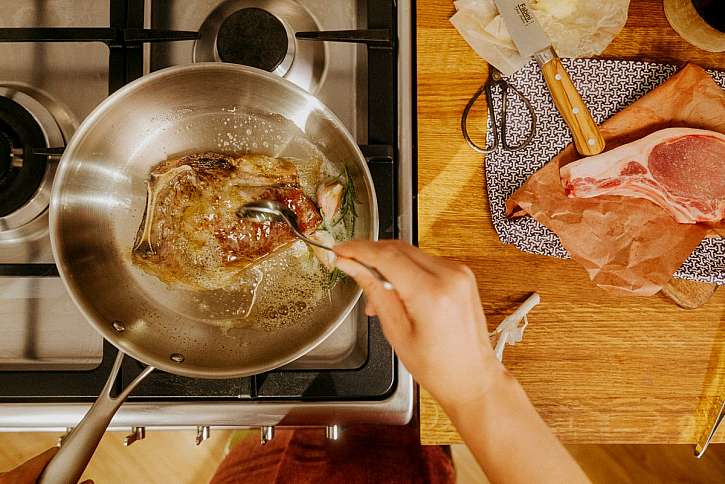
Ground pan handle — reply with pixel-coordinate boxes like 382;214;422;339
38;350;155;484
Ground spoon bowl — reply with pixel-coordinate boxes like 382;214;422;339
238;200;394;290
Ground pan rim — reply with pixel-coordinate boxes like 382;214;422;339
49;62;377;378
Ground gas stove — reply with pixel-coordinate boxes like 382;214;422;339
0;0;414;440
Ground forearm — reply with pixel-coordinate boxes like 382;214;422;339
443;366;589;484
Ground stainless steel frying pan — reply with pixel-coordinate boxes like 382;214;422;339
40;63;377;483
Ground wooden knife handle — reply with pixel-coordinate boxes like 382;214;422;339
539;56;605;156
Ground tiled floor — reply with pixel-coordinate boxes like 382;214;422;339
1;430;724;483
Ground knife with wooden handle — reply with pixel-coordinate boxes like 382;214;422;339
493;0;605;156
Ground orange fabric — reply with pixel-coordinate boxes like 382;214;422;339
210;425;455;484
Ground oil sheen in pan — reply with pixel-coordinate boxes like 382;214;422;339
190;242;333;331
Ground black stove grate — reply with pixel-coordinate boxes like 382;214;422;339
0;0;399;403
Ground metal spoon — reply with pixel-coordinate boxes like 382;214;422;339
237;200;394;291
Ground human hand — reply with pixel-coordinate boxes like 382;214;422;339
0;448;93;484
334;240;504;412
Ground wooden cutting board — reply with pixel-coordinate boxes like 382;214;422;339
661;280;718;309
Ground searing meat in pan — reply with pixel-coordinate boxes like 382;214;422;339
132;152;323;290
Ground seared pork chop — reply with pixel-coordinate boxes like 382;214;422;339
133;152;322;289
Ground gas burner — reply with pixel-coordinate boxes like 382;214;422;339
0;97;47;219
193;0;326;93
217;8;292;73
0;84;74;237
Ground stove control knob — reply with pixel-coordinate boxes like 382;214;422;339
260;425;275;445
325;425;341;441
123;427;146;447
195;426;211;446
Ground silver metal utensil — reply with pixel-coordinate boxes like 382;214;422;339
237;200;395;290
43;63;379;484
492;0;605;156
695;398;725;458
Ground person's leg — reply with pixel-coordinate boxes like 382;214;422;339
210;425;455;484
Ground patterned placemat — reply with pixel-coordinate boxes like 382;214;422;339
484;59;725;285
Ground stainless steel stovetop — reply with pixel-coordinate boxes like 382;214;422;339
0;0;414;436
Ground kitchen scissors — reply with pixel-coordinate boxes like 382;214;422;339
461;66;537;154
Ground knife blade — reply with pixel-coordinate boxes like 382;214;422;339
695;398;725;458
493;0;605;156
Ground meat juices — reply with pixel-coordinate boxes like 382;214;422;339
560;128;725;223
132;152;323;290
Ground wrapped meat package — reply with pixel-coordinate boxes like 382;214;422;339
506;64;725;296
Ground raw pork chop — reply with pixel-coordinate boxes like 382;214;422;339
560;128;725;223
132;152;322;289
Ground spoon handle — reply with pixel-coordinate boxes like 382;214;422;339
353;259;395;291
284;214;395;291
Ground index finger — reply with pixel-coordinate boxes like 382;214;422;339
336;240;457;277
334;240;436;301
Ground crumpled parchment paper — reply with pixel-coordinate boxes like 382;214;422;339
450;0;630;75
505;64;725;296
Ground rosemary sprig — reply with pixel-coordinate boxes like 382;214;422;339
324;267;347;289
313;166;358;291
332;166;358;237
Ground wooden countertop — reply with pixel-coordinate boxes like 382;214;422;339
417;0;725;445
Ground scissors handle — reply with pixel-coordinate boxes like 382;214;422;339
499;83;537;152
461;83;497;154
461;68;536;154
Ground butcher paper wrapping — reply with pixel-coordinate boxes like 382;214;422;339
506;64;725;296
